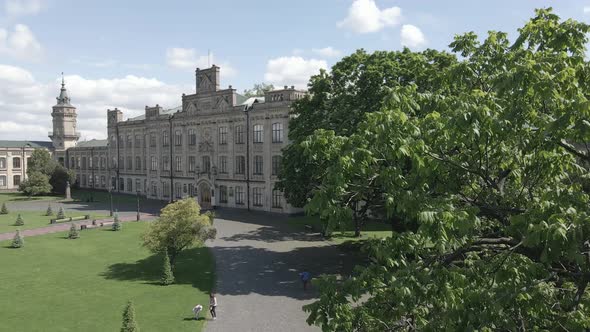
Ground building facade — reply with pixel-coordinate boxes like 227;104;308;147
1;66;304;213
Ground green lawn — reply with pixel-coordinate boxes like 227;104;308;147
0;210;108;233
0;192;61;203
72;189;148;205
287;215;392;244
0;222;214;332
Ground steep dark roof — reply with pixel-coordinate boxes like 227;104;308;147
0;140;53;149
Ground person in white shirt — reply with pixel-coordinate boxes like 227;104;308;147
209;293;218;320
192;304;203;320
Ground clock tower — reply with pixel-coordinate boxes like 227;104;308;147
49;74;80;163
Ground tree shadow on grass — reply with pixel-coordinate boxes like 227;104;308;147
101;247;214;291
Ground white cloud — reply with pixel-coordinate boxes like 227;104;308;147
264;56;328;89
312;47;342;58
337;0;402;34
5;0;43;16
400;24;426;48
0;24;42;61
165;47;236;77
0;64;191;141
584;6;590;13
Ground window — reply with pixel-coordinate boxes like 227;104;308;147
272;190;283;208
70;157;74;169
272;155;282;176
163;156;170;171
81;175;87;187
189;156;196;173
135;157;141;170
0;175;5;186
150;134;156;147
235;156;245;174
272;123;284;143
93;157;98;169
100;176;106;188
253;187;263;206
219;127;228;145
126;179;132;192
127;156;132;170
235;125;244;144
175;183;182;199
163;182;170;198
0;157;5;169
151;182;158;196
126;135;132;148
101;157;106;169
202;156;210;173
136;179;141;192
135;134;141;147
253;124;263;143
13;157;21;168
174;130;182;146
162;131;169;147
82;157;87;169
150;156;158;170
111;157;116;169
188;129;196;145
219;186;228;203
119;157;124;170
119;178;125;191
235;186;244;204
219;156;228;173
175;156;182;171
188;183;195;197
254;155;263;175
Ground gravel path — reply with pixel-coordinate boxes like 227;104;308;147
206;209;349;332
0;213;156;241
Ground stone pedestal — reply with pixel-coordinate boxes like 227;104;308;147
65;181;71;200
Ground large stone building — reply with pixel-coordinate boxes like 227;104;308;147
1;66;304;213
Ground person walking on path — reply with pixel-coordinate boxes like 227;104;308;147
192;304;203;320
299;271;311;291
209;293;218;320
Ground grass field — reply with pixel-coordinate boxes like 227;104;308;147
0;222;214;332
0;210;109;233
0;192;61;204
287;215;392;243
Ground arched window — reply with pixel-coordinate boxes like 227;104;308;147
0;157;6;169
12;157;21;169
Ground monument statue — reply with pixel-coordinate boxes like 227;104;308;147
65;181;71;200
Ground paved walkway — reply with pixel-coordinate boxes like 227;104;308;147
206;209;352;332
0;213;156;241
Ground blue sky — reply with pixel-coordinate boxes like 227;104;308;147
0;0;588;140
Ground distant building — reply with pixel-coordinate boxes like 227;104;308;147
1;66;305;213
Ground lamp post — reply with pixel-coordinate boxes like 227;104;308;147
136;190;140;221
243;104;252;212
108;188;113;217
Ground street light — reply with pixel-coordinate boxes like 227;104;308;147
136;190;140;221
108;187;113;217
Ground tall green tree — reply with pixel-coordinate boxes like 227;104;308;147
142;199;216;266
277;48;458;209
18;171;52;197
243;83;274;97
27;149;57;177
303;8;590;330
49;165;76;194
